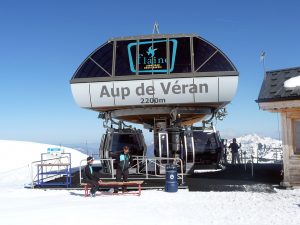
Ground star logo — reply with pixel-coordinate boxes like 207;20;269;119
147;46;157;57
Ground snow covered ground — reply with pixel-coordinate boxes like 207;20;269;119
0;187;299;225
0;140;299;225
0;140;87;188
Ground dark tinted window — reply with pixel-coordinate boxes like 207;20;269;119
193;37;217;71
90;42;113;75
73;36;236;79
193;131;218;152
138;39;154;75
153;40;167;74
74;58;109;78
198;52;234;72
171;38;191;73
116;40;136;76
138;39;167;75
111;134;140;155
74;43;113;78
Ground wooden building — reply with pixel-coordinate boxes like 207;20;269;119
257;67;300;187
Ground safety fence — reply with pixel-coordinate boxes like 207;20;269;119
79;156;184;185
30;153;71;188
224;147;283;165
222;147;283;177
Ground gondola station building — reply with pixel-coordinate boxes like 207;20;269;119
257;67;300;187
70;34;239;170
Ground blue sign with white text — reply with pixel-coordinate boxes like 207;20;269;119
47;148;62;154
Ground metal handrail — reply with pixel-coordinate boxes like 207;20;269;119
131;156;184;184
79;156;184;185
225;147;283;165
30;154;71;188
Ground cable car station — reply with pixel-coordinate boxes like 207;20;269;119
70;33;238;175
44;30;287;192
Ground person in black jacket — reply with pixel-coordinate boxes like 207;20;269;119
83;156;102;197
228;138;241;164
114;146;132;193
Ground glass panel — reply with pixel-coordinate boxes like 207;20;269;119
74;43;113;78
90;42;113;75
160;133;168;157
185;132;194;163
295;121;300;154
171;38;191;73
74;58;109;78
138;39;154;75
115;40;136;76
154;133;159;157
193;37;216;71
111;133;140;155
193;131;218;163
138;39;168;75
193;131;218;153
153;40;167;74
198;51;235;72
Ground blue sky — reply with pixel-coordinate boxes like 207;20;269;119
0;0;299;146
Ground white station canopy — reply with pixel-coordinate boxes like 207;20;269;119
70;34;238;124
72;77;238;108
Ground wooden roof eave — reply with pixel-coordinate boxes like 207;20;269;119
258;100;300;112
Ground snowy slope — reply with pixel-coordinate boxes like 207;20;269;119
0;140;87;188
235;134;281;150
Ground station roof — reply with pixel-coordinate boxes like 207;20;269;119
70;34;238;83
256;67;300;103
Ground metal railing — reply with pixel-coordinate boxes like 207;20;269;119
224;147;283;177
79;156;184;185
224;147;283;165
30;154;71;188
131;156;184;184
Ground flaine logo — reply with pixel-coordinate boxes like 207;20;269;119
147;46;157;57
128;39;177;73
